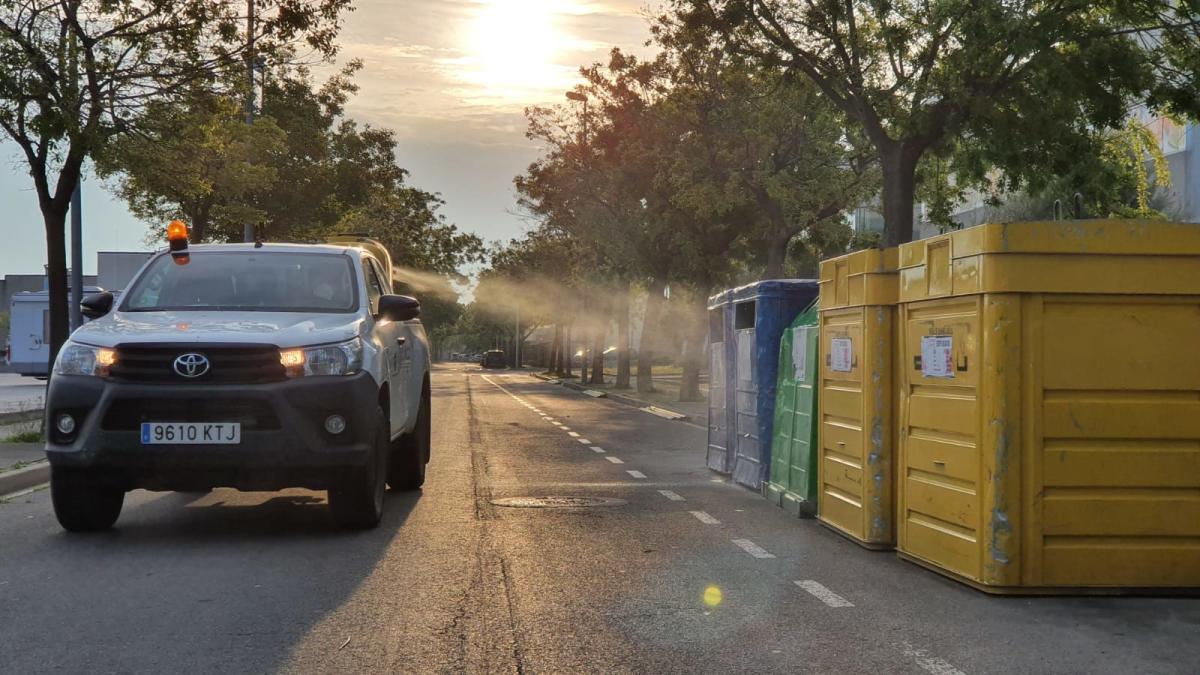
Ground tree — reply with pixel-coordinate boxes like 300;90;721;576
683;0;1200;245
96;90;286;242
338;190;485;276
0;0;350;361
476;228;584;374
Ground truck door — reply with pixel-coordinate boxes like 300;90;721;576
371;258;420;434
362;259;407;437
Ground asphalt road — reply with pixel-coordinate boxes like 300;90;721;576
1;362;1197;674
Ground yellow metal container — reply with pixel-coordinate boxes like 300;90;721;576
896;220;1200;592
818;247;899;549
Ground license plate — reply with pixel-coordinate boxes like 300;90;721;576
140;422;241;444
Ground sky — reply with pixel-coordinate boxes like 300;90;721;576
0;0;658;276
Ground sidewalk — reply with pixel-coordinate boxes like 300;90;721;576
0;442;48;497
533;370;708;422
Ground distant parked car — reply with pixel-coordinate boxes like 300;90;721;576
481;350;506;369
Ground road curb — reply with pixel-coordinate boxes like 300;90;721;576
0;460;50;497
537;375;693;422
0;409;44;425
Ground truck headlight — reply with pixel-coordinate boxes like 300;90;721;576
53;341;116;377
280;338;363;377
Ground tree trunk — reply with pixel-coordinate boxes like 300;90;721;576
589;327;605;385
190;201;212;242
43;206;71;367
880;144;921;247
615;286;631;389
550;324;562;374
763;232;788;279
564;323;573;378
637;279;667;393
678;298;706;402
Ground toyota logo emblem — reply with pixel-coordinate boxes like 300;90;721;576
173;353;210;378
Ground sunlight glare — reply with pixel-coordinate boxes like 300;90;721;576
462;0;578;99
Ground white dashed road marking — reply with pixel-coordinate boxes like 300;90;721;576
732;539;775;559
689;511;719;524
658;490;685;501
567;431;580;437
576;438;591;444
590;446;606;454
626;470;646;479
794;580;854;608
604;456;624;464
900;643;967;675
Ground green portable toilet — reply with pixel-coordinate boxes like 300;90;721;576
763;304;819;518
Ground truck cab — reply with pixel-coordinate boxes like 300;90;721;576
44;233;432;531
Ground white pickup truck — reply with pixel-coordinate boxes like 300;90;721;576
44;233;431;531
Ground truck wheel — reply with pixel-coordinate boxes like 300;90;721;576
51;467;124;533
328;408;389;529
388;382;429;490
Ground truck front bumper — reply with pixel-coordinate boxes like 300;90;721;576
44;372;381;492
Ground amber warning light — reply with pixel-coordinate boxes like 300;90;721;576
167;220;190;265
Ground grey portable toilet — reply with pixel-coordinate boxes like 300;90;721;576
705;290;735;473
729;280;820;490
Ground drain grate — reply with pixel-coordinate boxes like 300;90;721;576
490;496;627;508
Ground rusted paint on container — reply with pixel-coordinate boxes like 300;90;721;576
897;220;1200;592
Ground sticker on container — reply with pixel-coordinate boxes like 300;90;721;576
921;335;954;378
737;332;754;375
830;337;853;373
792;326;810;381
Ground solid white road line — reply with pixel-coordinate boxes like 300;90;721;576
689;510;719;524
794;580;854;608
626;470;646;479
604;456;624;464
658;490;685;501
576;438;591;444
731;539;775;559
590;446;606;453
567;431;580;437
900;643;967;675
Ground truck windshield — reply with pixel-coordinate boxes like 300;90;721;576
122;251;358;313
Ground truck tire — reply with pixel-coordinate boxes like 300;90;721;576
328;408;389;529
51;467;124;532
388;381;429;490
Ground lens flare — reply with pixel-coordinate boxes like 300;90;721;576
703;585;723;607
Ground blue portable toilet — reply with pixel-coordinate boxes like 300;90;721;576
729;280;820;490
705;290;736;473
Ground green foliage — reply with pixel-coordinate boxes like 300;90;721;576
2;429;44;444
682;0;1200;244
96;91;287;241
337;190;484;277
0;0;352;360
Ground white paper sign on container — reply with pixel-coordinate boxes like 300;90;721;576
792;326;809;381
830;337;853;373
921;335;954;378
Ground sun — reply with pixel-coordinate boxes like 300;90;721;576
463;0;575;98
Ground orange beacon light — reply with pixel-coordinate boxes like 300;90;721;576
167;220;190;265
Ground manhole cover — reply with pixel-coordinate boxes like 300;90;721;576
490;496;627;508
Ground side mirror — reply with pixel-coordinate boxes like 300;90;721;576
378;294;420;321
80;291;114;320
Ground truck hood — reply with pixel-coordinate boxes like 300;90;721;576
70;311;363;349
